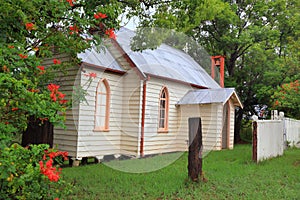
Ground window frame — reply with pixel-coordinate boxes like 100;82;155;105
158;86;169;133
94;78;110;132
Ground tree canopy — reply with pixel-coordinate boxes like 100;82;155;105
134;0;300;141
0;0;142;138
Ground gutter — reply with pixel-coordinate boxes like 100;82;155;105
139;76;150;157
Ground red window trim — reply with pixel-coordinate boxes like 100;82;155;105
94;78;110;132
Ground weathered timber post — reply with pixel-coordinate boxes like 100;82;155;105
252;121;257;162
188;117;202;182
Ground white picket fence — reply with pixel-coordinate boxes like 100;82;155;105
284;118;300;147
252;116;300;162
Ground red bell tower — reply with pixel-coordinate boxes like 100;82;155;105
211;55;225;88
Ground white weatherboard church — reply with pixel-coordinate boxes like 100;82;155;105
50;28;243;162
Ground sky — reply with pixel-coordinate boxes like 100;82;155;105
120;15;139;30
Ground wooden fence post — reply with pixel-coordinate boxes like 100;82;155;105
188;117;202;182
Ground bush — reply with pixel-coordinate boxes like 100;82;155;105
0;143;71;200
240;120;252;143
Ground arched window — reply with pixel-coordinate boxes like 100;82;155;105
94;78;110;131
158;86;169;132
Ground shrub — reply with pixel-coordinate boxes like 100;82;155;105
0;143;71;200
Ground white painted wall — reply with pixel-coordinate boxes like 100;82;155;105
228;101;235;149
284;118;300;147
120;70;142;157
256;120;284;162
143;77;192;155
179;103;223;152
76;67;124;159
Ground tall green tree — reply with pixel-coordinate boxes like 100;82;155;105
139;0;299;141
0;0;158;139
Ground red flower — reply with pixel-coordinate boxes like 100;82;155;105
94;13;99;19
61;151;69;160
39;150;68;182
66;0;75;6
48;83;60;92
105;28;116;40
57;91;66;99
50;92;57;102
84;72;97;78
39;159;60;182
8;45;14;49
37;66;46;74
60;99;68;104
46;159;53;168
37;66;45;71
48;83;60;102
47;83;67;104
39;161;44;170
11;107;18;111
19;54;28;59
94;12;107;19
53;59;61;65
25;23;35;31
69;25;79;34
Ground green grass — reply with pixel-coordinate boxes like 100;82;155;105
62;145;300;200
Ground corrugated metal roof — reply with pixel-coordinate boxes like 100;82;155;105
77;46;125;72
177;88;242;107
77;28;221;89
116;28;221;89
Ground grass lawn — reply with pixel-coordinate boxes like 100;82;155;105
62;145;300;200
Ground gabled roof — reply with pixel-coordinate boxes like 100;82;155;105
77;27;220;89
176;88;243;108
78;46;126;73
116;28;220;89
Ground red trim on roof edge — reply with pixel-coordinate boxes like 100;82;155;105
110;39;147;80
81;62;126;75
145;73;208;89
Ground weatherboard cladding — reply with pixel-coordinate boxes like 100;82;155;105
78;27;220;89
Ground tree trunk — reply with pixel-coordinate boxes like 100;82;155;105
188;118;202;182
234;108;243;143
